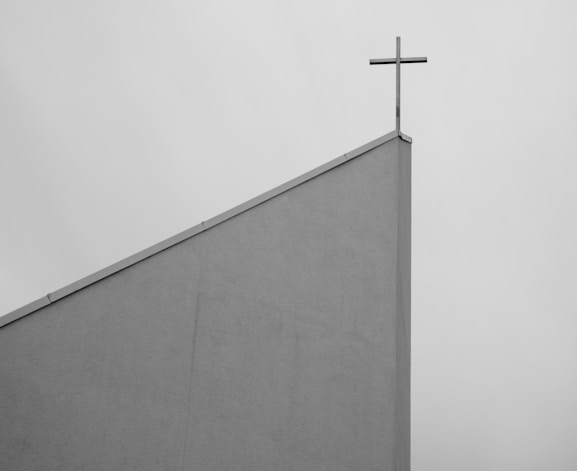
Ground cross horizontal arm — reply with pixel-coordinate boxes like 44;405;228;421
369;57;428;65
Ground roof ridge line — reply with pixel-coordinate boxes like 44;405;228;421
0;130;410;328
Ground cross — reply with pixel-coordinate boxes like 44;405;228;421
370;37;427;132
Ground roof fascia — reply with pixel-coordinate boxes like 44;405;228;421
0;130;410;329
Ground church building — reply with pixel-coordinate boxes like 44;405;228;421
1;130;412;471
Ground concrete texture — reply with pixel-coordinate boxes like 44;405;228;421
0;135;411;471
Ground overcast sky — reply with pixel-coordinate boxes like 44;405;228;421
1;1;577;470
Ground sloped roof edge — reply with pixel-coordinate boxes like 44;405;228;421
1;130;410;329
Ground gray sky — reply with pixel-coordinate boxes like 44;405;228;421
1;0;577;469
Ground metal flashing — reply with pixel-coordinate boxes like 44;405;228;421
399;132;413;143
1;131;409;328
344;130;399;160
0;296;51;329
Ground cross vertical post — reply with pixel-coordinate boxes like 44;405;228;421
370;37;427;134
396;36;401;132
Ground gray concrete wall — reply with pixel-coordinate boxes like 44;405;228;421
0;136;411;471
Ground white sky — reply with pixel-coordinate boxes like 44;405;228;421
1;1;577;469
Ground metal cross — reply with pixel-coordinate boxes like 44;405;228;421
370;37;427;132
